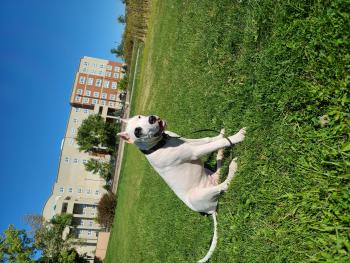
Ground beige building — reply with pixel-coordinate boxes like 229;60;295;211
43;56;124;261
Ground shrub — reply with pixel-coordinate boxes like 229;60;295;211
97;192;117;229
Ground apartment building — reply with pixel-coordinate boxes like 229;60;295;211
43;56;125;260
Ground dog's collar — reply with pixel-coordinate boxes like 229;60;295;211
140;133;169;155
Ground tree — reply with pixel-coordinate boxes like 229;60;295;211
0;225;35;263
57;249;87;263
97;192;117;230
1;215;87;263
117;15;126;24
104;121;121;154
50;213;73;233
23;214;44;236
32;214;89;263
118;76;129;90
76;114;120;155
36;248;87;263
34;214;73;261
84;159;113;181
110;43;124;59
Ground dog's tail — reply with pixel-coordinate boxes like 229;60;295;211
198;212;218;263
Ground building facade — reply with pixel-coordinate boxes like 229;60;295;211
43;56;124;260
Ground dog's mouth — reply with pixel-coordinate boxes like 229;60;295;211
159;120;167;131
154;119;166;137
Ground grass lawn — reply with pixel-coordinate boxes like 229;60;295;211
105;0;350;262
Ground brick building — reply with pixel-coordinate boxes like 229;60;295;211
43;56;124;261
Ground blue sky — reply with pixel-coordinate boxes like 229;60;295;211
0;0;124;233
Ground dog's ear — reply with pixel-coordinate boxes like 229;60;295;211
119;118;129;123
117;131;134;144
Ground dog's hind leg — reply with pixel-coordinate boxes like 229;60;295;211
222;158;238;190
210;129;225;185
189;160;237;213
188;186;223;214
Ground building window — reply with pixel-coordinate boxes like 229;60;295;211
110;94;116;100
106;65;112;70
59;187;64;193
92;99;98;105
105;71;111;77
75;96;81;102
68;187;73;193
83;61;88;66
73;158;79;164
95;190;100;195
75;108;80;112
83;109;89;114
86;189;91;194
78;188;82;193
103;80;109;88
87;78;93;85
82;159;87;164
99;64;104;68
83;98;89;103
89;221;93;227
77;89;83;95
101;93;107;99
93;92;99;98
111;82;117;89
79;76;86;84
101;100;106;106
113;73;119;79
87;230;92;236
98;71;103;76
73;118;78;124
114;66;120;72
109;102;114;107
80;220;84;226
96;79;102;87
71;128;75;134
85;90;91;96
69;138;74;145
82;68;87;73
64;157;70;163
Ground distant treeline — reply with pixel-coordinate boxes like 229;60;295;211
123;0;151;64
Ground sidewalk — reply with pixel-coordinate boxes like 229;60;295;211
111;44;141;194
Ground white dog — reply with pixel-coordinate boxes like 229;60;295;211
117;115;246;262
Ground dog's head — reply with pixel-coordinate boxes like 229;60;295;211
117;115;167;150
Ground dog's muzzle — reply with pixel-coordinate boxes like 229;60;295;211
154;120;166;137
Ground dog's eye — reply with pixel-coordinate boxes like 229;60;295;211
148;115;157;124
134;127;143;138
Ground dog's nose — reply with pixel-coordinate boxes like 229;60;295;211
148;115;157;124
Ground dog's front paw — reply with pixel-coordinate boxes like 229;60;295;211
237;127;246;141
228;127;246;144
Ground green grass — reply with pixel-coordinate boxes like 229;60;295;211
106;0;350;262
